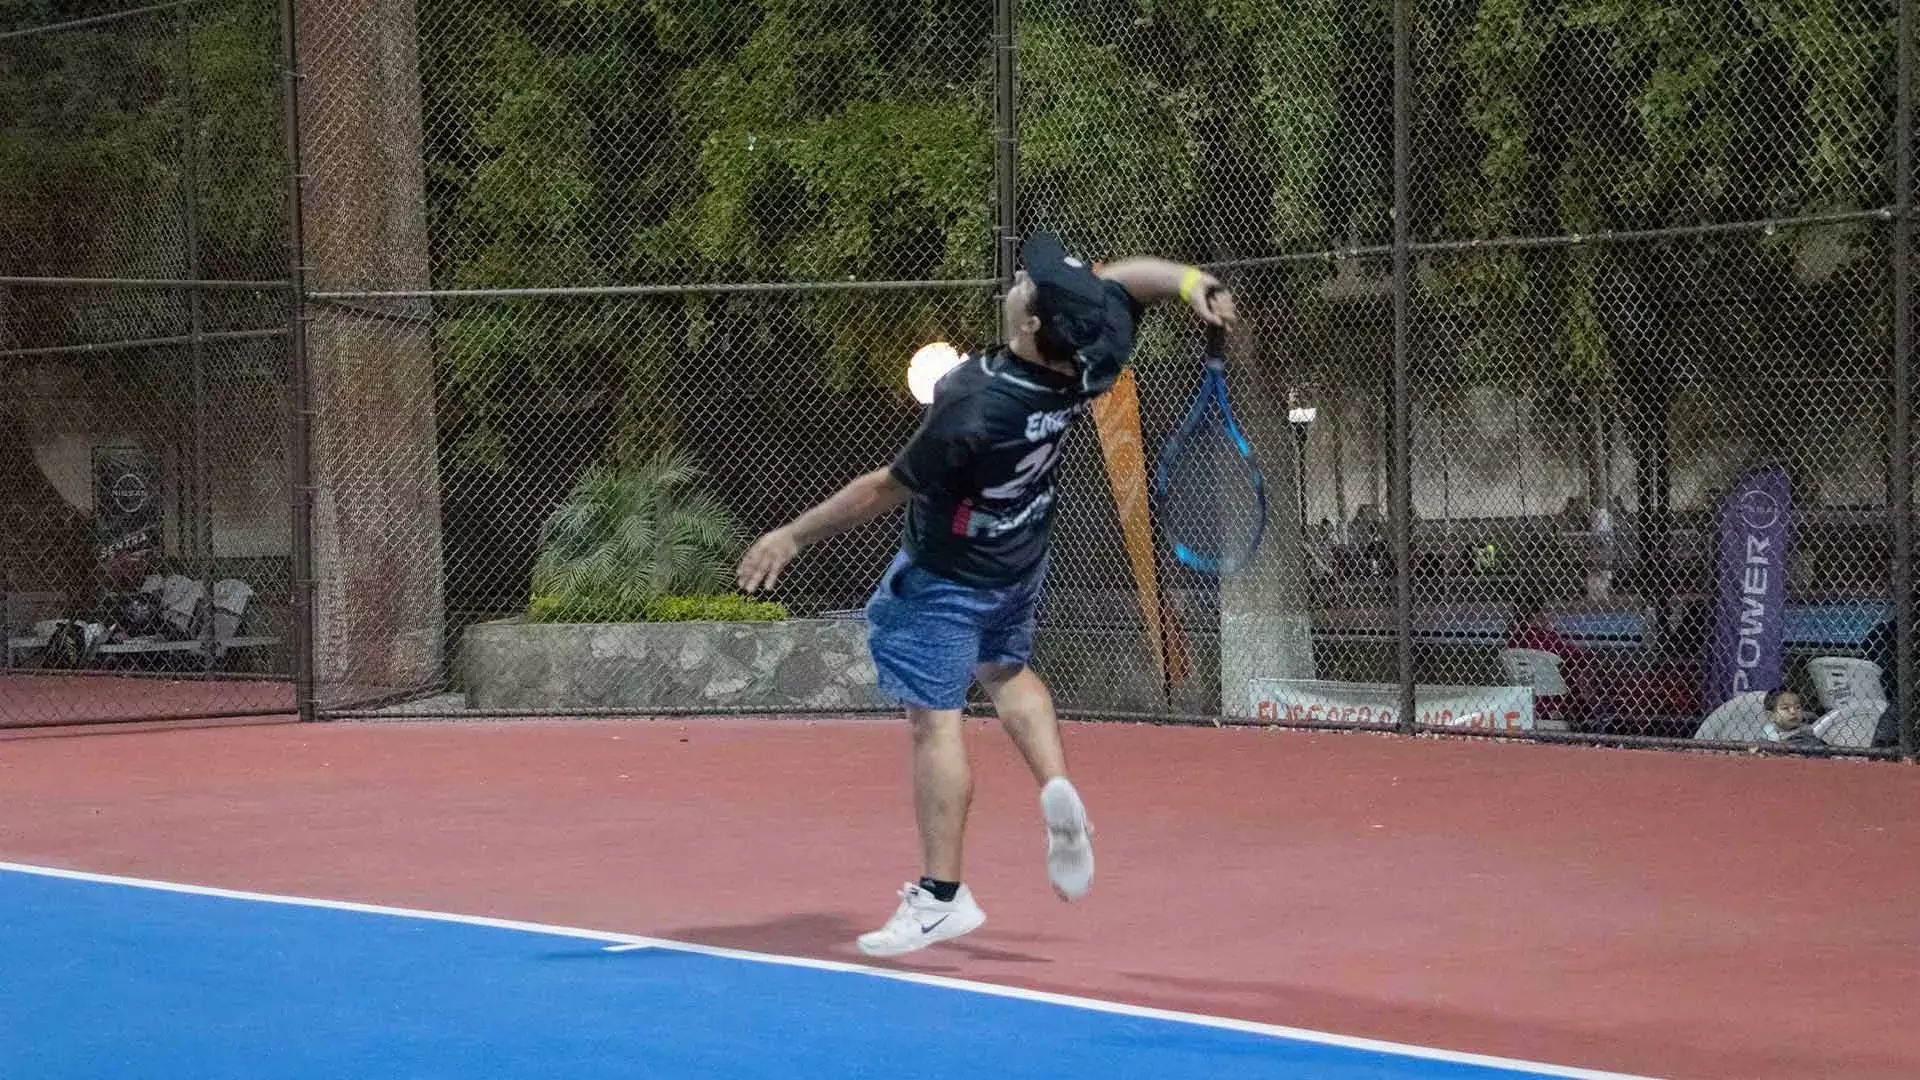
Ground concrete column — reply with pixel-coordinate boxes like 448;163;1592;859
297;0;443;705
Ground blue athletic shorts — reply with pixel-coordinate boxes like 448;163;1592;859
863;550;1047;711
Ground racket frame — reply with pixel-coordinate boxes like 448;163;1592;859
1153;323;1269;575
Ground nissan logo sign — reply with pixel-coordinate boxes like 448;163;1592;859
109;471;152;515
1737;488;1781;532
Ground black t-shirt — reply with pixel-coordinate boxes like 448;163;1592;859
889;349;1083;587
889;282;1143;586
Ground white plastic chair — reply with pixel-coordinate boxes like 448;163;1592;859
208;579;257;660
1693;691;1769;742
1500;648;1570;731
144;573;209;639
211;579;255;642
1813;700;1887;749
1806;657;1886;712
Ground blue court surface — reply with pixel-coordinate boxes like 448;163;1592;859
0;864;1653;1080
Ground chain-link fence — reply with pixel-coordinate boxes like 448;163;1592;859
1;0;292;729
2;0;1912;756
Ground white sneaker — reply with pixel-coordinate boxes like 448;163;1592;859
1041;776;1094;900
856;883;986;957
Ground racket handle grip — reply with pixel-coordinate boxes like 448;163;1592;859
1203;321;1226;359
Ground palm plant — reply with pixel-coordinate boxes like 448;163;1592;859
530;447;743;621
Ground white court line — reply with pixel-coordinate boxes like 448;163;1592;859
0;861;1662;1080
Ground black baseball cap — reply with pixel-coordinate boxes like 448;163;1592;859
1022;231;1136;393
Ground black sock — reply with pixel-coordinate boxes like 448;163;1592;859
918;876;960;903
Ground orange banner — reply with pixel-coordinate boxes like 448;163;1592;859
1091;368;1192;695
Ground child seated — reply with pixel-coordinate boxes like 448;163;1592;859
1760;688;1823;747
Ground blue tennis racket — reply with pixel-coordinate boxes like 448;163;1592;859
1153;320;1268;575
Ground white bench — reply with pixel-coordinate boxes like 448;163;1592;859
9;630;281;664
6;632;50;669
5;578;280;672
4;591;67;671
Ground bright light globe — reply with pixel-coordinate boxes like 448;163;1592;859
907;341;962;404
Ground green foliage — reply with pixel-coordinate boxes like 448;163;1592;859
646;0;996;387
1405;0;1895;454
1427;0;1892;240
187;2;284;275
642;593;789;622
417;0;997;440
529;446;745;618
1018;7;1198;258
5;0;1898;494
527;590;788;623
0;1;282;282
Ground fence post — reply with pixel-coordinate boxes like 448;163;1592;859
1894;0;1914;759
179;5;215;661
1392;0;1415;734
279;0;316;723
994;0;1018;292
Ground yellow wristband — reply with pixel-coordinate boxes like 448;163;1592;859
1178;266;1204;303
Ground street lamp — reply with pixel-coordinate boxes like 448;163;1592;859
907;341;962;405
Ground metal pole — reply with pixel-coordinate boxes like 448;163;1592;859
279;0;316;723
0;0;209;42
309;278;997;303
180;6;214;667
0;276;289;289
1204;210;1895;272
993;0;1018;292
0;327;286;360
0;709;298;733
1391;0;1415;734
1893;0;1915;759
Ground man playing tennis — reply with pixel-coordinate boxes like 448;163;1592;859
737;232;1234;957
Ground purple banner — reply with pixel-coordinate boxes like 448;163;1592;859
1702;464;1794;709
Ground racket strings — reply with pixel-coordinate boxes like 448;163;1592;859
1160;393;1262;571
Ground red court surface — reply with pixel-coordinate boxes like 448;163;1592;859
1;717;1913;1079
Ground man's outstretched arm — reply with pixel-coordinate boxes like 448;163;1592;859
737;467;912;592
1096;257;1237;325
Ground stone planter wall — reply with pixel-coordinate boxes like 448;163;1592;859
461;617;892;711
